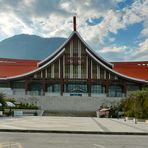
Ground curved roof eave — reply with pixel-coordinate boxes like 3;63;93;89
86;49;147;83
75;31;113;68
38;31;75;66
38;31;113;68
0;48;65;81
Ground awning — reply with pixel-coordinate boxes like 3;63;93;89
100;108;110;112
6;102;15;107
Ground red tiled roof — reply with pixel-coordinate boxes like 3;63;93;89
112;61;148;80
0;58;38;78
0;58;148;80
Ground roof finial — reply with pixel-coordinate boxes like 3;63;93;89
73;16;76;31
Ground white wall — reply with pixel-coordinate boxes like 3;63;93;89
0;88;13;95
8;95;122;112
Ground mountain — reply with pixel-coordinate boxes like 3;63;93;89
0;34;66;60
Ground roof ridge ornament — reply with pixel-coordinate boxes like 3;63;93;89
73;16;76;31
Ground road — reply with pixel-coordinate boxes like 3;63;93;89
0;132;147;148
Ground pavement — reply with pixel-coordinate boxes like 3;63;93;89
0;132;148;148
0;116;148;135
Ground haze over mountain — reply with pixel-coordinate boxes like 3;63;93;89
0;34;66;60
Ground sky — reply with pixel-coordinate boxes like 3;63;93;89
0;0;147;61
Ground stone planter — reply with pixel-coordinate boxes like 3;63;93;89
13;109;39;116
0;111;3;116
125;117;134;120
137;119;146;122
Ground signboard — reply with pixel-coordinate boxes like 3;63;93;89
66;56;86;65
70;93;82;96
14;110;23;116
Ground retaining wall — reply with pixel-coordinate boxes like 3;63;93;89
8;95;122;112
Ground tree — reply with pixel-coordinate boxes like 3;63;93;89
0;93;6;110
118;89;148;119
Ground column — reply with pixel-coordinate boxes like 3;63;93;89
63;55;65;78
104;81;109;96
97;65;100;79
78;40;81;78
60;57;64;96
41;80;46;96
70;40;73;78
25;80;29;95
51;64;54;78
139;84;144;90
123;82;127;97
45;68;48;78
88;57;91;96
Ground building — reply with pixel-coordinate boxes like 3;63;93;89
0;17;147;112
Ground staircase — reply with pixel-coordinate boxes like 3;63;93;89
42;110;96;117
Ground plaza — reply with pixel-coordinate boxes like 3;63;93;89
0;116;148;134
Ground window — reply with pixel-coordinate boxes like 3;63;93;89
64;82;87;93
0;83;9;88
127;83;139;91
91;84;104;93
108;85;122;97
47;84;60;92
30;83;41;91
13;82;25;89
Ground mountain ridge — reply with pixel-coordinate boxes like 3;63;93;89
0;34;66;60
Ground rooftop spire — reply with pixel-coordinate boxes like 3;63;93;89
73;16;76;31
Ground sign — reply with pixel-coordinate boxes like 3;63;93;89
70;93;82;96
66;56;86;65
14;110;23;116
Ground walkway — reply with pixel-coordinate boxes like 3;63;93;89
0;117;147;134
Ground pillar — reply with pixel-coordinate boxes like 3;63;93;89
88;57;91;96
25;80;29;95
60;57;64;96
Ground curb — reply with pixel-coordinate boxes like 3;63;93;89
0;129;148;136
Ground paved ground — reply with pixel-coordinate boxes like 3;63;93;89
0;132;148;148
0;116;148;133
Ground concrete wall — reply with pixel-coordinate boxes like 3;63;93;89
8;95;122;112
0;88;13;95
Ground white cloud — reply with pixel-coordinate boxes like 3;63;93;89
100;45;128;53
0;0;146;41
132;38;148;60
96;45;131;61
98;39;148;61
0;0;147;61
141;18;148;38
0;12;34;37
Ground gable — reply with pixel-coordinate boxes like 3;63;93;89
0;31;147;84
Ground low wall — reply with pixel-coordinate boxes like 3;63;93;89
8;95;122;112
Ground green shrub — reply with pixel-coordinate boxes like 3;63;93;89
16;102;38;109
118;89;148;119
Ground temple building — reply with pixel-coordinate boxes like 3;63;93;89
0;17;147;112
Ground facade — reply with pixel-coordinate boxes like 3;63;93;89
0;17;147;111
